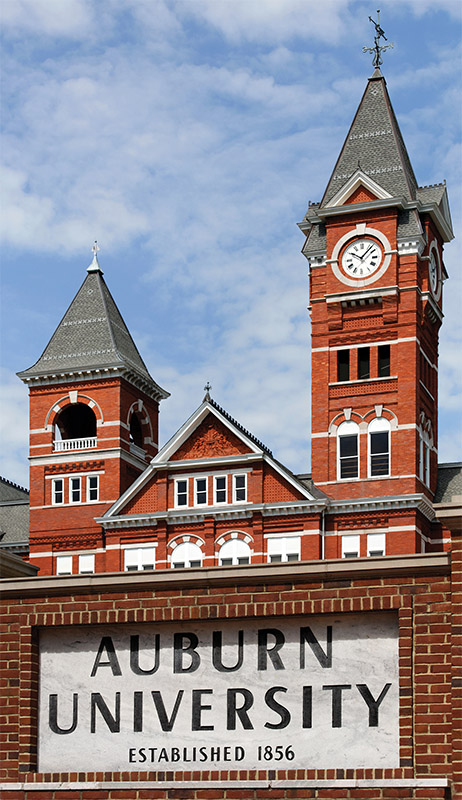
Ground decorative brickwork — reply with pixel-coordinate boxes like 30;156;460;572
171;416;251;461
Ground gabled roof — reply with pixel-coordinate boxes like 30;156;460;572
102;397;318;521
17;257;169;400
321;70;418;207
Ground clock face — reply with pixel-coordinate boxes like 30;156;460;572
341;238;382;279
428;250;439;295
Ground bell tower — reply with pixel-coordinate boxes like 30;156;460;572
18;246;169;575
299;35;453;504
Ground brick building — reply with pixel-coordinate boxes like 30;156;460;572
1;61;461;799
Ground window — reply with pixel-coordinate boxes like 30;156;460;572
342;534;360;559
129;413;143;448
87;475;99;502
52;478;64;505
267;536;301;563
171;542;203;569
175;479;188;507
378;345;390;377
369;417;390;477
233;474;247;502
358;347;370;379
195;477;208;505
124;547;156;572
56;554;73;575
337;350;350;382
78;553;95;574
214;475;227;504
219;538;251;566
54;403;97;441
69;476;81;503
367;532;385;557
337;421;359;479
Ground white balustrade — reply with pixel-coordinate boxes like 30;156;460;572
54;437;97;452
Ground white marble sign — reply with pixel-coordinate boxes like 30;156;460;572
38;613;399;771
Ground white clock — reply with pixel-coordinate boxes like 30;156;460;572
341;237;382;279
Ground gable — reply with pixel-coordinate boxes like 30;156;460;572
171;413;252;461
119;474;159;515
344;185;379;205
263;463;307;503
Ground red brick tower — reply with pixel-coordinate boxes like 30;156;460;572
299;67;453;510
18;247;169;575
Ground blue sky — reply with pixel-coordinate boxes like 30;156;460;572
1;0;461;488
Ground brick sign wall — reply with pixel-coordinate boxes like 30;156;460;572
0;551;459;800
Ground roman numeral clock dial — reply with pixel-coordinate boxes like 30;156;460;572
341;238;383;279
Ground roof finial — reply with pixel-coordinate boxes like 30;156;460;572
87;240;103;274
363;10;394;71
203;381;212;402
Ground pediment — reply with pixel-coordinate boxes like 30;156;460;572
325;170;393;209
171;413;253;461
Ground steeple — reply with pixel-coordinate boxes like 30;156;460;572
18;252;168;403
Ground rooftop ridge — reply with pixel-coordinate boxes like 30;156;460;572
0;476;29;495
208;398;273;457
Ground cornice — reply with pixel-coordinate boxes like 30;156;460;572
327;493;436;522
19;366;168;403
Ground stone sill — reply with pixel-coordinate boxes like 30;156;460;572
0;552;450;598
0;778;449;790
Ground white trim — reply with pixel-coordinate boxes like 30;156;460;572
317;474;418;485
174;477;189;509
312;335;417;353
0;781;449;791
329;375;397;387
29;447;147;468
172;466;252;481
45;470;105;480
330;225;393;288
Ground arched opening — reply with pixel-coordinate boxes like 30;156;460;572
368;417;391;477
218;538;251;566
129;413;143;448
337;420;359;480
171;542;203;569
54;404;97;441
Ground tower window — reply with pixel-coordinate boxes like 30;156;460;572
378;345;390;377
87;475;99;502
358;347;370;379
55;403;96;441
337;421;359;480
129;413;143;449
52;478;64;505
69;477;81;503
337;350;350;382
368;417;391;477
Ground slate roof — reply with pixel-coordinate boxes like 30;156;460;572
321;70;418;207
0;477;29;550
434;463;462;505
18;260;169;399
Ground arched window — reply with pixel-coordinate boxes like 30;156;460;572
171;542;203;569
54;403;97;441
368;417;390;477
419;417;432;488
129;413;143;449
219;538;251;566
337;420;359;480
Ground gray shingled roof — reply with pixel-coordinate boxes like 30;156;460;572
0;477;29;549
18;265;168;399
321;70;418;207
434;463;462;505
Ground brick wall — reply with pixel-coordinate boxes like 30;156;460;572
0;553;457;799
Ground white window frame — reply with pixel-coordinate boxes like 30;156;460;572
174;478;189;508
194;476;208;506
219;538;251;566
214;475;228;505
368;417;391;478
52;477;64;505
341;534;360;559
78;553;95;574
267;536;301;563
337;421;360;480
86;474;99;502
232;473;247;503
171;541;203;569
56;554;73;575
124;546;156;572
69;476;82;504
367;532;386;557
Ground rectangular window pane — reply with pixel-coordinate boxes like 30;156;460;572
370;432;389;476
189;560;201;568
87;475;99;501
195;478;207;505
52;479;64;504
56;555;72;575
342;535;360;558
339;435;358;479
79;553;95;574
269;554;282;563
337;350;350;382
70;477;81;503
358;347;370;379
234;474;246;502
237;556;250;565
367;533;386;557
176;479;188;506
378;345;390;377
215;475;227;503
221;558;233;566
287;553;299;562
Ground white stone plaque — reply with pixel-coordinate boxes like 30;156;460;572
38;612;399;771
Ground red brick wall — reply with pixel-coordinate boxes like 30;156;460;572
0;554;457;799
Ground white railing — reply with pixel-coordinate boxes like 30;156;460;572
54;437;97;452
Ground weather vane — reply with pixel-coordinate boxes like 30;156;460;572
92;241;100;257
203;382;212;401
363;9;394;69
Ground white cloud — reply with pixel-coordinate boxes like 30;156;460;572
0;370;29;488
0;0;94;37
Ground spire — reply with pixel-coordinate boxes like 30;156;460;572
18;254;169;402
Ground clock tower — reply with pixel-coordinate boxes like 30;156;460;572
299;62;453;504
